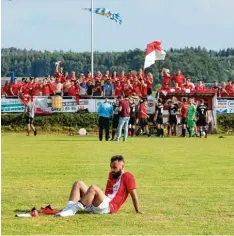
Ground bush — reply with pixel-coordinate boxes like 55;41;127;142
1;113;234;133
1;113;99;132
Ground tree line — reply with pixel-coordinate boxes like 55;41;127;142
1;47;234;84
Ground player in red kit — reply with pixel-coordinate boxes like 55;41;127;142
161;68;171;87
56;155;142;217
179;98;189;137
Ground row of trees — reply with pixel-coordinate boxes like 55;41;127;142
1;47;234;84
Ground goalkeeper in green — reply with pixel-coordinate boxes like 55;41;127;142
187;98;196;137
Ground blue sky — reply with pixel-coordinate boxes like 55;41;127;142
1;0;234;52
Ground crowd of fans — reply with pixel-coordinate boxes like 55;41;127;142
1;62;234;99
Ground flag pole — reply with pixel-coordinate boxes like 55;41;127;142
91;0;94;77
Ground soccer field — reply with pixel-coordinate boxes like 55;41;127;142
1;134;234;235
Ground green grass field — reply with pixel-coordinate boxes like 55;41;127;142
1;133;234;235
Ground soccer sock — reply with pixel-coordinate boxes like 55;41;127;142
199;128;202;137
131;128;135;136
157;128;160;136
78;200;86;207
182;128;186;136
160;128;164;136
188;128;191;137
190;129;194;136
112;130;116;140
167;126;170;135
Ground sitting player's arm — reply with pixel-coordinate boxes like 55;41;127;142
129;189;142;214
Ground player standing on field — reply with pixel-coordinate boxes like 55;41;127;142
179;98;189;137
153;98;164;137
167;97;179;136
196;99;208;138
186;97;196;137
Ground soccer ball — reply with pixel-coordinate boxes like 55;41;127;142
201;131;206;137
78;128;87;136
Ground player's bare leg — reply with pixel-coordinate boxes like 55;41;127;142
56;180;89;217
27;124;30;136
69;180;89;202
80;184;106;207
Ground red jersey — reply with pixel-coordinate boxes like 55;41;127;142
132;83;141;96
10;83;20;95
146;77;153;89
195;85;205;92
183;84;194;90
123;84;132;96
114;85;123;96
118;76;126;82
32;83;41;96
68;85;76;96
181;102;189;118
226;85;234;93
105;172;136;214
162;75;171;86
42;84;51;96
141;84;148;97
119;99;130;117
127;74;135;81
138;103;147;118
173;74;185;86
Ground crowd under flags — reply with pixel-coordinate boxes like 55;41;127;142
83;8;122;24
144;41;166;69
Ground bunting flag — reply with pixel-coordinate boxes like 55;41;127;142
144;41;166;69
83;8;122;24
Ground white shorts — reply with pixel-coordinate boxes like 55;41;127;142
85;196;111;214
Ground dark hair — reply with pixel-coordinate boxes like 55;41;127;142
200;99;204;103
124;94;128;98
158;98;162;103
182;98;187;102
110;155;125;163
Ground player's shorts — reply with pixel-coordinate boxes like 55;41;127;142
129;116;137;126
156;116;163;125
147;88;152;95
26;116;34;125
139;118;148;128
112;115;119;129
85;195;111;214
169;115;177;125
187;119;196;127
181;117;187;125
196;118;207;127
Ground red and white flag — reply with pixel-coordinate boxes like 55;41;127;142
144;41;166;69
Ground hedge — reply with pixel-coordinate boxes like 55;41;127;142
1;112;234;133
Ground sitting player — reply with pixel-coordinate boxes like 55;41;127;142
56;155;142;216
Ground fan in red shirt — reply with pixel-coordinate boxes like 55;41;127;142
140;79;148;97
111;71;119;87
158;83;171;94
172;70;185;87
2;81;11;96
123;80;133;97
31;78;41;96
132;78;141;96
127;69;135;81
118;71;126;82
56;155;142;217
136;68;145;80
9;78;20;96
172;82;182;93
195;80;206;92
161;68;171;87
225;80;234;96
41;78;51;96
68;81;77;96
182;78;195;91
114;80;123;97
146;72;153;95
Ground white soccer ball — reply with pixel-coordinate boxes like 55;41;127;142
78;128;87;136
202;131;206;136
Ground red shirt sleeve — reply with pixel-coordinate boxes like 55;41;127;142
124;172;136;191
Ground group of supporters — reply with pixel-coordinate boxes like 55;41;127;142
2;61;234;100
159;68;234;97
97;93;209;142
